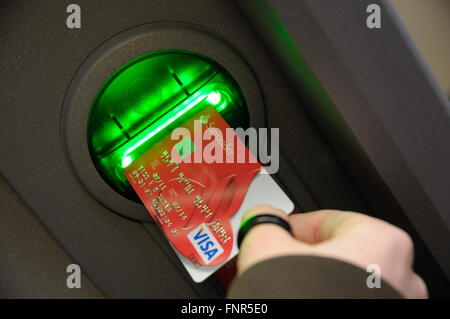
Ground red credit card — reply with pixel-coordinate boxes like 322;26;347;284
125;106;261;267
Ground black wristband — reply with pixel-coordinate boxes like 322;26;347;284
237;214;292;249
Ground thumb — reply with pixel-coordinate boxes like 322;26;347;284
288;209;381;244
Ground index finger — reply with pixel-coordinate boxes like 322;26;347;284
288;210;370;244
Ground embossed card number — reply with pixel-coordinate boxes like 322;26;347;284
125;106;261;267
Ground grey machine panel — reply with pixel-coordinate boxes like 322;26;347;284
0;1;370;297
237;0;449;296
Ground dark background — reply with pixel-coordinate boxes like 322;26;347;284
0;0;448;298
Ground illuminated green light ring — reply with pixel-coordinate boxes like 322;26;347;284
120;90;222;168
87;50;249;200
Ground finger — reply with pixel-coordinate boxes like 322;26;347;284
239;205;295;251
237;205;306;274
406;273;428;299
288;210;369;244
240;204;289;224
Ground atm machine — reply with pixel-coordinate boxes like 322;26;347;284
0;0;448;298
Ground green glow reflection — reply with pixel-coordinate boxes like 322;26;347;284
87;50;248;200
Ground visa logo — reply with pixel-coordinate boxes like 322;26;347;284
187;223;224;265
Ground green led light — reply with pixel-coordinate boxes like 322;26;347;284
121;155;133;168
121;90;214;160
87;50;249;201
215;101;227;112
205;91;221;105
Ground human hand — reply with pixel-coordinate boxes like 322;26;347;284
237;205;428;299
